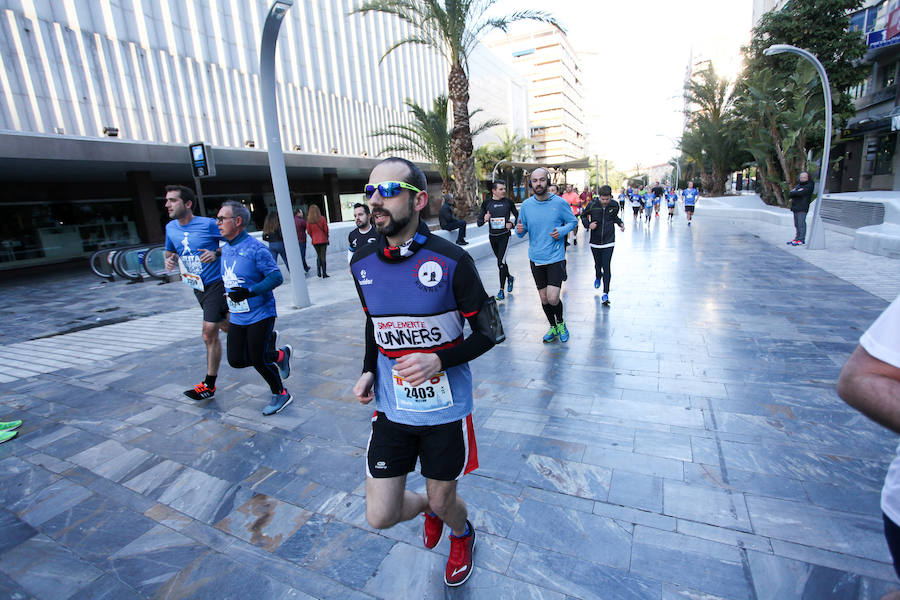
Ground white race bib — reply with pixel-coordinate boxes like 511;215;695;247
226;296;250;313
178;258;204;291
490;217;506;230
392;370;453;412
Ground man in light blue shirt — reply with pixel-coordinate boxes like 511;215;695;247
516;167;578;343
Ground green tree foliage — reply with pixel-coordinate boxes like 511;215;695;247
474;128;532;200
351;1;559;214
732;0;868;205
371;95;501;194
681;65;749;195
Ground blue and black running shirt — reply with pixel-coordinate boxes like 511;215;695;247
350;221;491;426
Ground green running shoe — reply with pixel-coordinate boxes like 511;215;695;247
0;420;22;431
0;430;18;444
557;322;570;343
542;325;557;343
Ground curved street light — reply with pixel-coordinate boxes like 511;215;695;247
763;44;830;250
261;0;310;307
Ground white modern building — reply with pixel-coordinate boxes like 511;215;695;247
0;0;524;271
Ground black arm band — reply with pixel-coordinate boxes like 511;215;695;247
435;331;493;371
363;316;377;373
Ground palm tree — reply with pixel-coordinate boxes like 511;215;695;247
370;95;502;193
351;0;560;213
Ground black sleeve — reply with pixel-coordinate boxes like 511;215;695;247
477;200;488;227
434;252;495;370
363;314;377;373
580;207;592;229
613;202;624;226
509;199;519;222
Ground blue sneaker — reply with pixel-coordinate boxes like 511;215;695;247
594;278;601;289
276;345;292;380
496;289;505;301
506;275;515;293
602;293;609;304
542;325;557;343
557;322;569;343
262;389;293;416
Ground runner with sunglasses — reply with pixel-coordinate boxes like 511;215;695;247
352;157;502;587
516;167;578;343
477;181;518;300
217;201;293;416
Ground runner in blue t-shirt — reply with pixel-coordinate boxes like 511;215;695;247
516;167;578;343
666;189;678;222
217;201;293;416
163;185;229;402
682;180;699;226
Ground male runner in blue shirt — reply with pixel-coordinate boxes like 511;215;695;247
163;185;228;401
682;180;699;226
516;167;578;343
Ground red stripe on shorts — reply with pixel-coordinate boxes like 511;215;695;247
463;414;479;475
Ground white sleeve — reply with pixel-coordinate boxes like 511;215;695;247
861;295;900;368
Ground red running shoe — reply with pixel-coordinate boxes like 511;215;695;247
423;512;443;549
444;520;475;586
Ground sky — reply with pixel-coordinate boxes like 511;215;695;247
487;0;754;172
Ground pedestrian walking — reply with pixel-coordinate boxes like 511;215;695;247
293;208;312;273
306;205;330;277
262;212;289;271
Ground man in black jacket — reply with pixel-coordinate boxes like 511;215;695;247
581;185;624;303
439;194;468;245
788;172;815;246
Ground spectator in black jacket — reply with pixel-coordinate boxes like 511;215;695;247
439;194;468;245
788;172;815;246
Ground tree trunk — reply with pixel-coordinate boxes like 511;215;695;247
448;62;476;217
765;158;786;206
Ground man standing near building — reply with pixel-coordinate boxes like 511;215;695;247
787;171;815;246
581;185;624;303
438;194;468;245
837;294;900;595
478;180;519;300
164;185;229;402
561;183;582;245
682;180;699;226
351;157;501;587
348;203;378;263
293;208;312;273
516;167;578;343
218;201;293;416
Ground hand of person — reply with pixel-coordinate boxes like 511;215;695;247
394;352;441;387
516;223;524;234
354;372;376;404
589;222;598;230
550;228;559;240
199;249;218;263
164;254;177;271
619;224;625;232
506;222;513;230
228;287;252;302
483;211;491;224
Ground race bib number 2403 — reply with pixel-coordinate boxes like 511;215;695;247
392;370;453;412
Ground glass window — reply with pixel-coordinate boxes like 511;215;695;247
881;61;897;89
875;132;896;176
850;11;866;32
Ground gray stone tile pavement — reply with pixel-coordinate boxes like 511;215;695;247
2;206;900;598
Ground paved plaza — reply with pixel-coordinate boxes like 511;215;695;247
3;205;900;599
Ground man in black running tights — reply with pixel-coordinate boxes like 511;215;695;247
478;181;519;300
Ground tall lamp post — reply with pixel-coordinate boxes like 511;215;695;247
260;0;310;308
763;44;830;250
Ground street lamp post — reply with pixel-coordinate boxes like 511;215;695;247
260;0;310;307
763;44;830;250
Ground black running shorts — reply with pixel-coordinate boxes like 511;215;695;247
685;205;695;213
885;513;900;579
632;206;640;215
530;260;566;289
366;412;478;481
194;278;229;323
